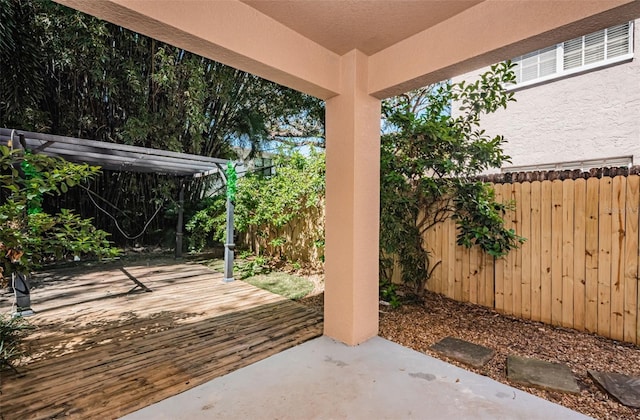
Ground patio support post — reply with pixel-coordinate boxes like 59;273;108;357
324;50;381;346
175;181;185;258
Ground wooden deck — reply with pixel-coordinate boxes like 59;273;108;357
0;261;323;419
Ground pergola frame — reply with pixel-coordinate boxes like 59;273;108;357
53;0;640;346
0;127;231;259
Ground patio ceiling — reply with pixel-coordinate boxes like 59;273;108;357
52;0;640;346
0;128;228;178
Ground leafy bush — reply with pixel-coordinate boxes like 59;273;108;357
380;62;524;298
0;146;119;277
187;149;325;257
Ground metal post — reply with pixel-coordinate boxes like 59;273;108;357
223;162;237;282
223;195;235;282
175;182;184;258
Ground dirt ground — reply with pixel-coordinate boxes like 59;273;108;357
299;289;640;420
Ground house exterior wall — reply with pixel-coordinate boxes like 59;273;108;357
453;20;640;173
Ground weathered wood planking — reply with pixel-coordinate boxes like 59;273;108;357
0;262;323;419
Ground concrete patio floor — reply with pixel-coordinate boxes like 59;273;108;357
122;336;590;419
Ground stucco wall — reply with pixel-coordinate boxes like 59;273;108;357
453;20;640;173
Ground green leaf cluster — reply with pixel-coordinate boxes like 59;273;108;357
380;62;524;298
0;146;119;276
187;150;325;254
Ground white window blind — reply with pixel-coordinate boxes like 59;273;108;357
512;22;633;86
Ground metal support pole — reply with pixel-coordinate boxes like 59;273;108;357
222;162;237;283
175;182;185;259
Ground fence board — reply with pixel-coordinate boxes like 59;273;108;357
585;177;600;333
625;176;639;344
530;181;542;322
540;180;553;325
417;173;640;346
513;182;523;317
469;247;479;304
610;176;626;341
520;182;532;320
494;183;505;312
562;180;575;328
598;177;612;337
446;218;457;299
573;178;587;331
551;180;564;326
504;184;515;314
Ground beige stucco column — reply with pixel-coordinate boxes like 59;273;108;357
324;50;381;346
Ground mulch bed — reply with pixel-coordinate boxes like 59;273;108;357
299;290;640;419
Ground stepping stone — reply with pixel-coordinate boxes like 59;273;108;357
430;337;495;368
507;355;580;394
588;370;640;408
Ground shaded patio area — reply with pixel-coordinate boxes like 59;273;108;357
0;261;323;418
122;335;589;420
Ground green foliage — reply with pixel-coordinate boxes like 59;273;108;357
453;182;524;257
0;146;119;276
0;315;33;371
235;255;271;279
234;149;325;232
379;280;402;309
0;0;324;246
380;62;524;298
187;149;325;253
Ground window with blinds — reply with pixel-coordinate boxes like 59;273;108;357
512;22;633;86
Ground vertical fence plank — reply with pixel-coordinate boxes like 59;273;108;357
446;218;457;299
573;178;587;331
585;177;600;333
504;184;515;315
454;228;464;301
530;181;542;322
551;180;564;326
520;182;532;320
438;217;449;296
469;247;479;304
494;183;505;312
598;177;612;338
610;176;626;341
562;179;575;328
434;220;444;295
624;175;639;344
513;182;523;318
540;180;553;324
485;253;495;308
462;243;471;302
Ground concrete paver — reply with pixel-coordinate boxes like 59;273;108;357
122;336;590;419
589;370;640;408
430;336;495;368
507;355;580;394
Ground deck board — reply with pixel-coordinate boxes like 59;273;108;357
0;261;323;419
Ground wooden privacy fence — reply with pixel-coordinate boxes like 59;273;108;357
424;170;640;345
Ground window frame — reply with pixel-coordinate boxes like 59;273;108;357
510;21;634;90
